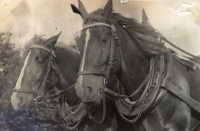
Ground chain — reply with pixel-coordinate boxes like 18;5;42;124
62;107;87;130
57;97;87;130
116;84;155;123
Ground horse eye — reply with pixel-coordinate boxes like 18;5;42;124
102;38;108;44
35;56;42;64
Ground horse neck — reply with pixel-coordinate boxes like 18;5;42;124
54;47;81;105
114;23;150;96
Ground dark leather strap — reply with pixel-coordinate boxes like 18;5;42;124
161;37;200;59
33;55;53;101
29;45;56;57
162;80;200;114
104;71;151;98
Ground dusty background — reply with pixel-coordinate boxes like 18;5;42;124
0;0;200;54
0;0;200;131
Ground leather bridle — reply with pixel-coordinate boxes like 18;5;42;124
12;45;88;129
78;23;121;96
77;23;122;123
12;45;58;102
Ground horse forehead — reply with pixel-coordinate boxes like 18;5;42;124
31;48;45;54
84;15;105;24
89;26;110;37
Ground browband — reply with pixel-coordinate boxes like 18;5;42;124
82;23;116;33
29;45;56;57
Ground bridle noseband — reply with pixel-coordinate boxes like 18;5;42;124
12;45;58;102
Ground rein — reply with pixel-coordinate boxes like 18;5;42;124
160;37;200;59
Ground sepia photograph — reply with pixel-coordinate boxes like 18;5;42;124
0;0;200;130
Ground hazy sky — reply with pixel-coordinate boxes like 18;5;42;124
0;0;200;55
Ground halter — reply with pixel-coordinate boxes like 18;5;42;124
12;45;58;102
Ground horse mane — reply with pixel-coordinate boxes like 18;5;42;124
25;34;45;49
88;9;168;55
22;35;79;56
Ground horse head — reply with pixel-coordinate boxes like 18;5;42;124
71;1;200;130
71;0;122;104
71;0;167;105
11;32;61;111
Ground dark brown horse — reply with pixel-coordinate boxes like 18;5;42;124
71;0;200;130
10;33;133;131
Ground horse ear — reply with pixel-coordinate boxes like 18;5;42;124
104;0;113;18
141;9;152;27
71;0;88;19
71;4;81;15
45;31;62;48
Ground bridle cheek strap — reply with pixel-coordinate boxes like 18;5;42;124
33;55;53;102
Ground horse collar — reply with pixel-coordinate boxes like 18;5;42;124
116;55;167;123
58;94;87;130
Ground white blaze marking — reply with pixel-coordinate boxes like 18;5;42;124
77;30;90;97
15;51;31;89
80;30;90;71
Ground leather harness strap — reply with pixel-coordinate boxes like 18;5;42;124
104;72;151;98
161;37;200;60
162;80;200;114
79;22;200;125
33;55;53;102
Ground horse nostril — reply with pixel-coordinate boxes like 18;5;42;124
87;86;92;92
